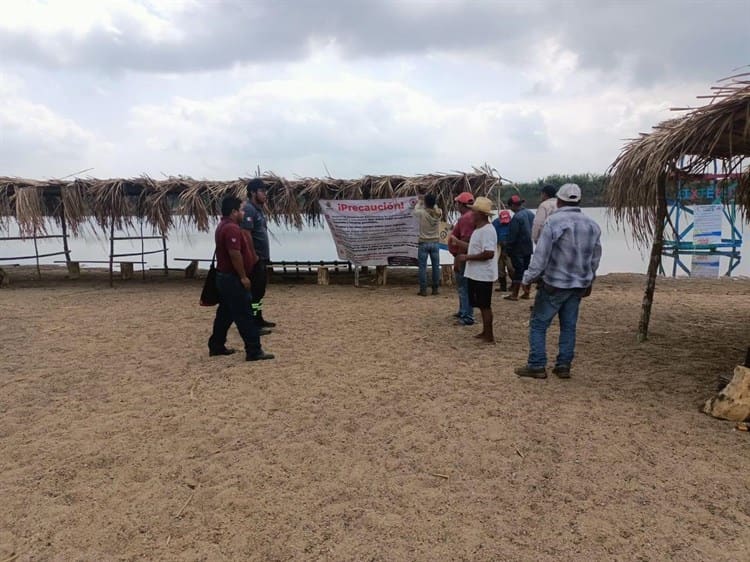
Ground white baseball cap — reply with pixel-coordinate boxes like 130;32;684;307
557;183;582;203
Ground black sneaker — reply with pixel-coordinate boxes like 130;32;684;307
431;287;439;295
417;289;427;296
514;366;547;379
552;365;571;378
246;351;275;361
209;347;236;357
259;327;272;336
259;319;276;328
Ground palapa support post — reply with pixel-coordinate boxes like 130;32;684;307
32;230;41;279
139;218;146;281
109;220;115;288
376;265;387;286
637;174;668;342
317;266;330;285
162;235;168;276
441;264;455;287
59;202;72;266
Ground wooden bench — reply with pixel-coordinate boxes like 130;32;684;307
54;260;145;280
174;258;213;278
176;259;353;284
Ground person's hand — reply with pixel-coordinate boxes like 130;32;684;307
240;276;251;290
521;283;530;293
456;254;467;263
582;284;593;298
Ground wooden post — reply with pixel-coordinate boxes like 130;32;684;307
120;262;134;280
441;264;455;287
317;266;330;285
109;220;115;288
162;235;168;276
185;260;198;279
637;174;667;342
59;203;72;265
32;229;41;279
67;261;80;280
140;218;146;281
376;265;387;286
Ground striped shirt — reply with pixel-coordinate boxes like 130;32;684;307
522;207;601;289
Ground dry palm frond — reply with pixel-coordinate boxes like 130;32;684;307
14;186;47;236
0;170;504;236
61;179;91;236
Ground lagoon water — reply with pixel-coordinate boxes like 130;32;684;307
2;208;748;277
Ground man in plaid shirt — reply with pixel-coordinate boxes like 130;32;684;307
514;183;602;379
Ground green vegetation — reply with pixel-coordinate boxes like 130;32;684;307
492;174;608;208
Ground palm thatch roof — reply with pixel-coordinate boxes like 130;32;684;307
0;166;499;237
607;74;750;245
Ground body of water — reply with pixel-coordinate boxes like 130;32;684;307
1;208;748;277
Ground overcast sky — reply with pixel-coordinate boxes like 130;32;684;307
0;0;747;182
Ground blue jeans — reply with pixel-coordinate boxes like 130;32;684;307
454;266;474;324
418;242;440;291
209;272;260;355
527;285;583;369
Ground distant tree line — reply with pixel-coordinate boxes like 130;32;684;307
492;174;608;208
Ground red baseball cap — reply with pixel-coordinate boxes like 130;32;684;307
454;192;474;204
507;194;525;206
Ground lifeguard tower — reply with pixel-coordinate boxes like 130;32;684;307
660;163;743;277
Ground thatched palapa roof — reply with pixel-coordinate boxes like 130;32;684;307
607;74;750;245
0;166;499;237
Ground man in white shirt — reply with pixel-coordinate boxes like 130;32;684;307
455;197;498;343
532;184;558;244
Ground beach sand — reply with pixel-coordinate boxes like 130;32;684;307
1;267;750;561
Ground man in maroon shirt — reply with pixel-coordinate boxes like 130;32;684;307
208;196;274;361
447;191;476;325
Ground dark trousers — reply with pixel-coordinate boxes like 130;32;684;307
249;258;269;320
209;272;260;355
510;254;532;283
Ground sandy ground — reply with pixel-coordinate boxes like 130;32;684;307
1;266;750;561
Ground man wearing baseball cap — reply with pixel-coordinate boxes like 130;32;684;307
491;209;513;292
515;183;601;379
447;191;476;325
505;194;534;301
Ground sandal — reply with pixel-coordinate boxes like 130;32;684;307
503;295;518;301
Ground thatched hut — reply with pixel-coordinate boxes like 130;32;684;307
607;74;750;340
0;166;501;237
0;166;502;282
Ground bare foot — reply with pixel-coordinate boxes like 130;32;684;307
481;335;496;344
474;332;487;339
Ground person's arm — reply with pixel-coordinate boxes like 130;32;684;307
583;231;603;297
449;237;469;252
532;207;547;244
457;229;495;262
240;229;258;271
507;217;519;248
521;223;553;288
228;249;251;290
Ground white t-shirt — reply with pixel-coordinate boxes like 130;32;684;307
464;223;498;282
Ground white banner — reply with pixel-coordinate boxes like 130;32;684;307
693;204;723;246
319;197;419;266
691;254;720;278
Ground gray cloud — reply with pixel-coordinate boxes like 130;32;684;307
2;0;745;84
